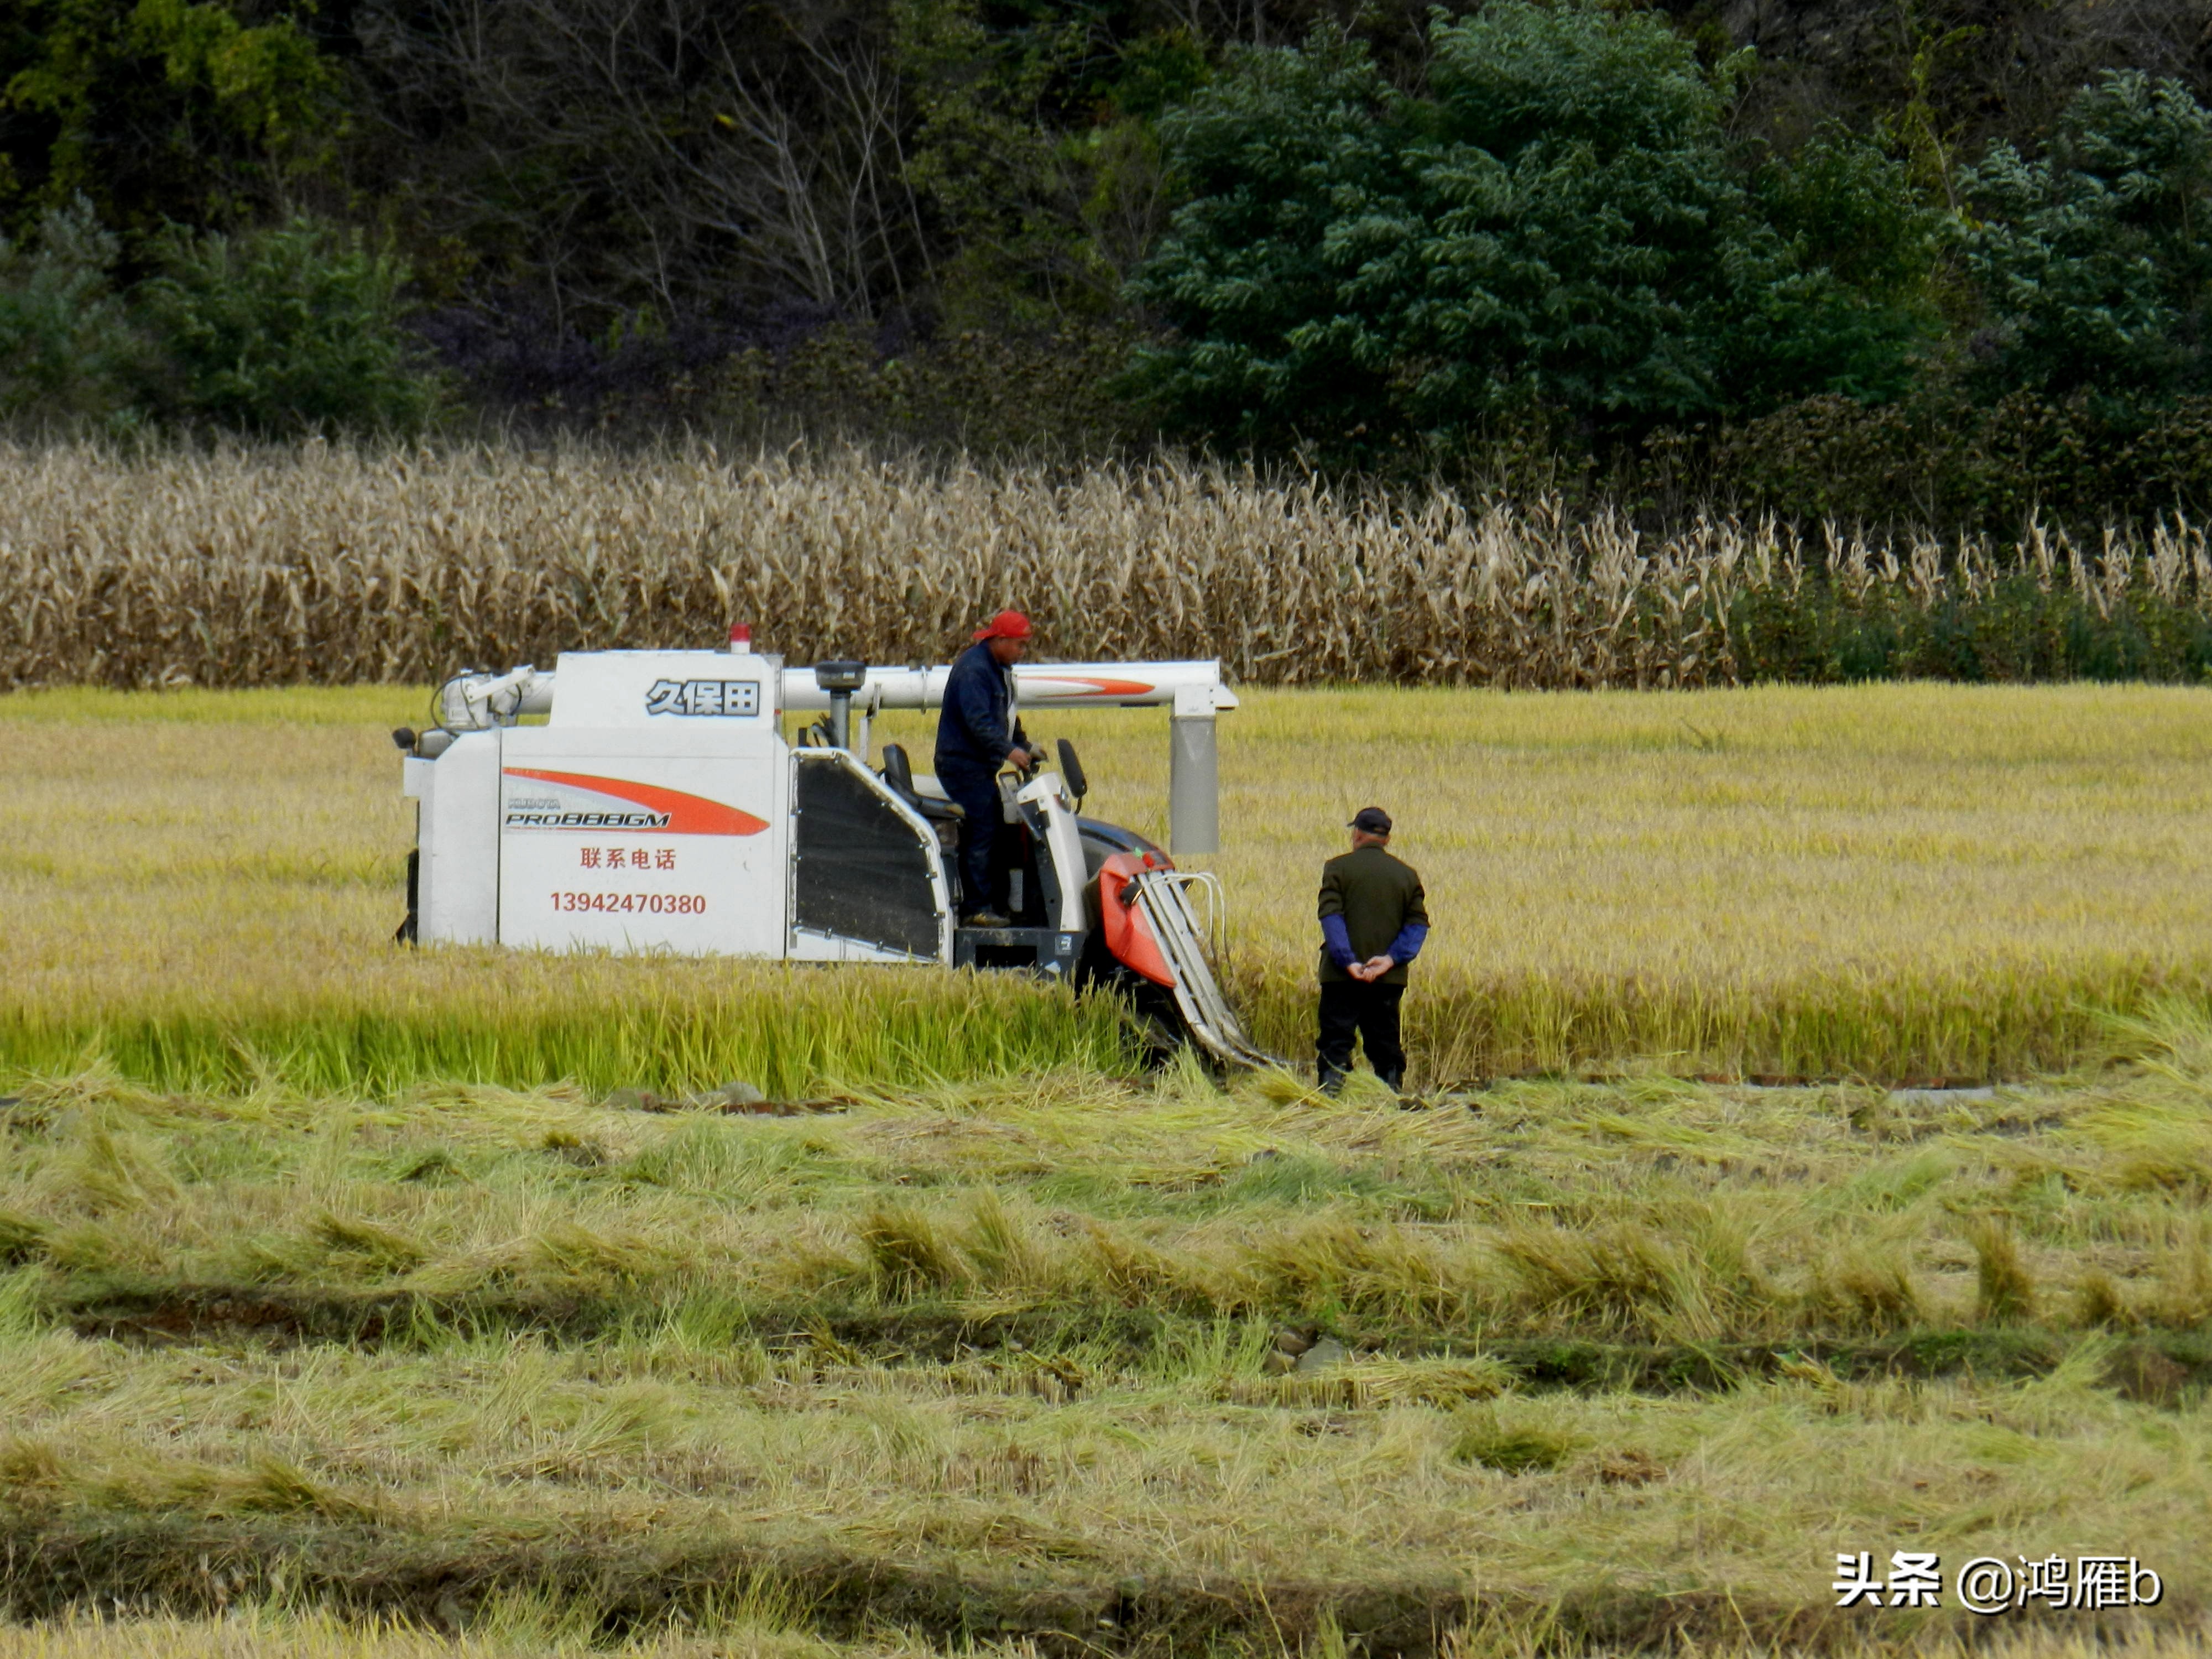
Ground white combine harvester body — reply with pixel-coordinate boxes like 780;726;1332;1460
396;639;1270;1067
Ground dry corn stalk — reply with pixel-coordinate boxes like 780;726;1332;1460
1;439;2204;690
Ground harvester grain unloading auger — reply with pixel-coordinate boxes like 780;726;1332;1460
389;631;1281;1071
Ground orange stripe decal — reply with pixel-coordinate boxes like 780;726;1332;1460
503;768;769;835
1024;675;1157;697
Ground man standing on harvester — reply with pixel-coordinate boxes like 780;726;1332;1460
1317;807;1430;1097
937;610;1045;927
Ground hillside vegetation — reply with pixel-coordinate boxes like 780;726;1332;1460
0;0;2206;524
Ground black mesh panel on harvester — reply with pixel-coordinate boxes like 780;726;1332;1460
794;760;942;958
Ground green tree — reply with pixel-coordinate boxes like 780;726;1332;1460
1122;25;1406;452
1960;71;2212;404
0;194;142;425
896;0;1089;320
894;0;1205;324
0;0;335;241
1396;3;1768;429
135;215;440;435
1738;130;1943;406
1129;4;1937;463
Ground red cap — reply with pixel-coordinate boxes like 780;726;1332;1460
973;609;1033;642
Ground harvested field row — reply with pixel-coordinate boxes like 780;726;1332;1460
4;1616;2208;1659
3;1273;2209;1653
2;441;2206;691
8;1052;2211;1651
45;1285;2212;1402
11;1009;2212;1358
0;1499;2195;1656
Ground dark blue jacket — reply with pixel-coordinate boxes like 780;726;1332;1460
935;641;1029;774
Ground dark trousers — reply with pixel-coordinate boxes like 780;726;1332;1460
1317;979;1406;1092
938;763;1002;916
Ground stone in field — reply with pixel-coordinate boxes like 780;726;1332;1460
1296;1337;1350;1374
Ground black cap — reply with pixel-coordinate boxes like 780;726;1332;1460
1349;806;1392;834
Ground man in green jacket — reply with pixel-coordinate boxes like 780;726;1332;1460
1316;806;1430;1096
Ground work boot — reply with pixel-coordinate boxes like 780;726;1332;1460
964;909;1011;928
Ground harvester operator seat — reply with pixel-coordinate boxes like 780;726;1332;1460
880;744;965;826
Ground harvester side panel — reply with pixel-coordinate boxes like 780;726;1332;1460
417;731;502;945
1015;773;1089;931
495;726;789;956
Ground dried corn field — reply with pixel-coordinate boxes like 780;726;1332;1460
4;441;2209;691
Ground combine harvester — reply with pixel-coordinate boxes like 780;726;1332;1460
392;630;1272;1069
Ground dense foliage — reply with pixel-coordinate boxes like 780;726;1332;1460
0;200;437;435
134;217;439;435
0;0;2206;520
1128;8;1939;462
1959;70;2212;406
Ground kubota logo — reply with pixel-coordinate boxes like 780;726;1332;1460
645;679;761;717
501;769;769;836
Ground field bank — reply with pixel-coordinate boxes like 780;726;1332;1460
5;682;2211;1087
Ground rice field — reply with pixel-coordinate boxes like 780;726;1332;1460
5;681;2211;1087
7;1025;2212;1653
8;680;2212;1654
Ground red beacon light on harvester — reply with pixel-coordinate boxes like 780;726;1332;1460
391;632;1266;1068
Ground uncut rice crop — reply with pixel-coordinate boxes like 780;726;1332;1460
1;439;2205;691
880;680;2212;1082
6;681;2212;1088
0;689;1129;1098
